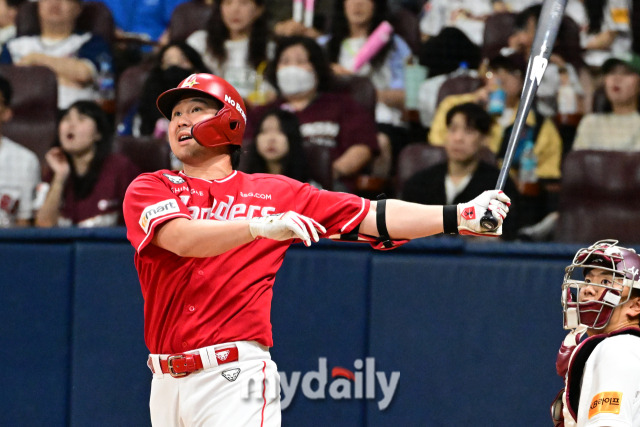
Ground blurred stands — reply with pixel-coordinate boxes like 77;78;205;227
16;1;115;44
0;64;57;166
167;0;212;43
555;150;640;243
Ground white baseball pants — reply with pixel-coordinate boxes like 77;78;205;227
148;341;281;427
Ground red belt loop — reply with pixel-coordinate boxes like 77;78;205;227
150;344;239;378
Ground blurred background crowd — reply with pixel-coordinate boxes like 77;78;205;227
0;0;638;244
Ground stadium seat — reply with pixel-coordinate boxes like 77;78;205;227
304;144;333;191
113;135;171;173
167;0;212;43
16;1;115;44
436;75;483;106
0;65;58;166
555;150;640;244
389;6;420;55
482;12;516;60
115;63;152;132
395;143;447;198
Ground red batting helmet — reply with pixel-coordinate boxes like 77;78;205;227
156;73;247;147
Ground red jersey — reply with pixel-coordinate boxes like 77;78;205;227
123;170;369;354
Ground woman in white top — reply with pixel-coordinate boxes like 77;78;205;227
572;53;640;151
319;0;412;178
186;0;274;104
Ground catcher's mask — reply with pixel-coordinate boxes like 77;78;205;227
156;73;246;147
562;239;640;330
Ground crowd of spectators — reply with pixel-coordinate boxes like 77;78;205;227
0;0;637;243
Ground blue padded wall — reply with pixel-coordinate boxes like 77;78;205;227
0;242;74;427
70;242;149;427
271;247;371;426
0;229;587;427
367;246;570;426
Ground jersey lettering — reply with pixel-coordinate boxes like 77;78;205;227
171;185;204;196
588;391;622;419
300;122;340;148
184;195;276;220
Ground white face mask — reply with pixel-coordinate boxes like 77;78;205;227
276;66;316;96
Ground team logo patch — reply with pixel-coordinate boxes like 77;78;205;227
216;350;230;361
222;368;241;382
163;173;185;184
588;391;622;419
462;206;476;220
139;199;180;233
181;74;199;88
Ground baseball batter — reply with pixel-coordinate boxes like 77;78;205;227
122;73;511;427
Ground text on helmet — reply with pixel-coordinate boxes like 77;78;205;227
224;94;247;123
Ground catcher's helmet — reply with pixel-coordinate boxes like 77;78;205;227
156;73;247;147
562;239;640;330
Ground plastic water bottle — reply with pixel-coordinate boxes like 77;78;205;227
96;54;115;114
452;61;470;77
519;137;538;185
488;78;506;115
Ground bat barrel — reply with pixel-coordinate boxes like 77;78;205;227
495;0;568;191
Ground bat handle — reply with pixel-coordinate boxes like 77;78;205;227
480;210;499;231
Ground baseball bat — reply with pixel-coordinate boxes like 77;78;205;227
479;0;568;231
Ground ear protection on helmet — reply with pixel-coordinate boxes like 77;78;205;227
156;73;246;147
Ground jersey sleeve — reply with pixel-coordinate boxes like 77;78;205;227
582;336;640;426
290;181;370;236
123;173;192;254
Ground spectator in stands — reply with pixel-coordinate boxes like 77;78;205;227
581;0;632;68
429;53;563;229
128;41;210;138
403;102;519;239
502;3;585;117
246;35;379;193
318;0;413;179
91;0;189;47
0;74;40;227
186;0;275;104
35;100;140;227
240;108;311;184
0;0;114;110
573;52;640;150
418;0;493;46
0;0;26;46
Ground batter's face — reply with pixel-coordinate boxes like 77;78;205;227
220;0;264;39
256;115;289;163
58;107;100;156
445;113;484;164
168;96;221;162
